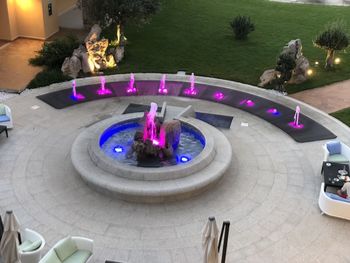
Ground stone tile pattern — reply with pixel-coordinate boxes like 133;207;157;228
1;75;350;263
0;39;43;92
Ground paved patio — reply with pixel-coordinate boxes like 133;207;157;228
0;38;43;92
1;76;350;263
290;79;350;113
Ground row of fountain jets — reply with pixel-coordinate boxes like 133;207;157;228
70;73;303;129
71;73;198;100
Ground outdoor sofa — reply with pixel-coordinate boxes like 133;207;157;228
319;182;350;221
39;236;93;263
323;141;350;164
0;104;13;128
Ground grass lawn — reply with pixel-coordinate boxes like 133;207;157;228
331;108;350;127
111;0;350;94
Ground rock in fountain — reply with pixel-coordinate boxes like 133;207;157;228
127;102;181;162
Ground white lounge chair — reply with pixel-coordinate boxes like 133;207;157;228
323;141;350;164
39;236;93;263
318;182;350;221
0;104;13;129
19;228;46;263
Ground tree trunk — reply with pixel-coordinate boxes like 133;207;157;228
325;49;335;70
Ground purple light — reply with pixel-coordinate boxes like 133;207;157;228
158;74;168;94
184;88;198;96
184;73;198;96
267;108;280;116
288;122;304;129
97;76;112;95
127;73;137;94
240;99;255;107
71;80;85;101
214;92;225;101
152;139;160;146
180;156;190;163
97;89;112;95
290;105;303;129
114;146;124;153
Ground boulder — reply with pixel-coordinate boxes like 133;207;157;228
114;46;125;63
61;56;82;78
81;52;93;73
72;45;86;59
283;39;302;59
86;38;110;71
84;24;102;43
161;120;181;150
258;69;278;87
289;56;310;84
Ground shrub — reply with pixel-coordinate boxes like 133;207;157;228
275;52;296;93
230;15;255;40
26;69;72;89
29;36;80;69
314;20;349;69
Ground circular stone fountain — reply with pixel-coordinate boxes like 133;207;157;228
71;110;232;203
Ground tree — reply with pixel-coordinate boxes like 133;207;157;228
275;52;296;93
84;0;161;45
314;20;349;69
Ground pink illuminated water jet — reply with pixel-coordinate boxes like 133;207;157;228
71;80;85;100
127;73;137;94
267;108;280;115
143;102;165;147
97;76;112;95
184;73;198;95
158;74;168;94
214;92;225;101
240;99;255;107
289;105;304;129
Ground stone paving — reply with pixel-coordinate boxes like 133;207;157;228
290;79;350;113
1;76;350;263
0;38;43;92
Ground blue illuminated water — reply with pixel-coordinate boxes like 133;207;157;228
100;122;205;167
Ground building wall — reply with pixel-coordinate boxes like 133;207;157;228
42;0;59;38
56;0;77;15
0;0;18;40
15;0;46;39
0;0;59;40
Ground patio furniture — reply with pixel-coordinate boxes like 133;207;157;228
319;182;350;220
39;236;93;263
0;104;13;129
323;141;350;164
321;161;349;191
19;228;45;263
0;125;8;138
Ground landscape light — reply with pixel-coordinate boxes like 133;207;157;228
334;58;341;64
180;156;190;163
114;146;124;153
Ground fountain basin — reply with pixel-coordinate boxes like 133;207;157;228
88;113;215;181
71;112;232;202
99;122;205;167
